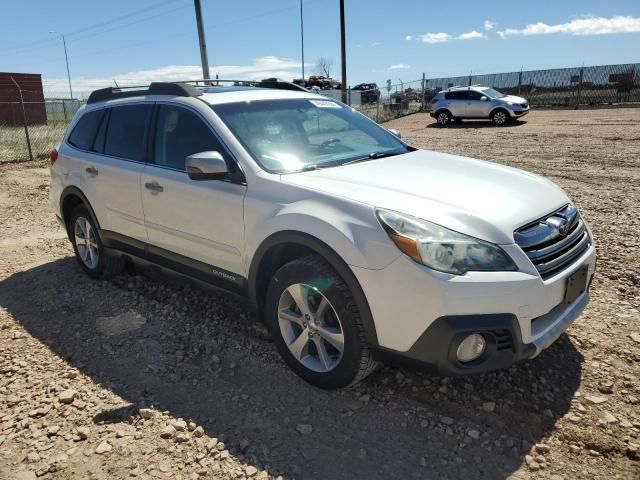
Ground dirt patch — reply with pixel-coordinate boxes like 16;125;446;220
0;109;639;479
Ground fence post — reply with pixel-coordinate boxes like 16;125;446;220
62;99;68;123
421;72;426;111
376;95;380;123
10;76;33;162
518;70;522;96
576;65;584;109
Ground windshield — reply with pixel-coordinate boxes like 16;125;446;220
212;98;409;173
482;88;506;99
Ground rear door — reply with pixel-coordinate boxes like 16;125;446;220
68;104;151;243
444;91;468;116
141;103;246;278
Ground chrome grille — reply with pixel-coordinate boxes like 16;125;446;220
514;204;591;279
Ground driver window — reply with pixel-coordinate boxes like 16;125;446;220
153;105;224;170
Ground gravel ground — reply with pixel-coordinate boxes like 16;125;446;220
0;108;639;480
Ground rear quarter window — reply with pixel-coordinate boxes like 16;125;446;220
67;109;105;151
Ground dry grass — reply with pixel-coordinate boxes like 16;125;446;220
0;123;67;162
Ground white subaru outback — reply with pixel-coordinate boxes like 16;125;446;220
49;82;596;389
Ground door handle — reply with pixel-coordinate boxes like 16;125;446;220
144;181;164;193
86;166;98;177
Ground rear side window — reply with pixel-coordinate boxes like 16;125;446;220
104;104;152;161
445;91;467;100
68;109;104;151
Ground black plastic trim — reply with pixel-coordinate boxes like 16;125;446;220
248;231;379;347
373;314;535;375
101;230;248;296
59;186;103;240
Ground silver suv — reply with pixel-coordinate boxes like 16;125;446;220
430;86;529;126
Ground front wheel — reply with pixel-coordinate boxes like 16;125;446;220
265;255;376;389
491;109;509;126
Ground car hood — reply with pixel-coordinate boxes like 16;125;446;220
500;95;527;104
282;150;569;245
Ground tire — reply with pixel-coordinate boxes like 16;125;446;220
70;204;124;280
490;109;509;126
435;110;451;126
265;255;377;389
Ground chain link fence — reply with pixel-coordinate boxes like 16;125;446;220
355;62;640;121
1;62;638;162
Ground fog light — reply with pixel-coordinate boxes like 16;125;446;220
456;334;486;363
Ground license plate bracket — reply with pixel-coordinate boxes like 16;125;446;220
564;265;589;305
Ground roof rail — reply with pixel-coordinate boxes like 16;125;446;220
86;78;311;104
87;82;203;104
181;78;309;92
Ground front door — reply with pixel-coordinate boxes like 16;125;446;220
141;103;246;279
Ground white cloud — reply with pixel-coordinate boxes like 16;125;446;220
42;56;308;98
388;63;411;70
371;41;382;46
497;15;640;38
457;30;486;40
419;32;452;44
484;20;495;31
405;35;412;41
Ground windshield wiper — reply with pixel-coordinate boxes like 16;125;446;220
341;150;404;166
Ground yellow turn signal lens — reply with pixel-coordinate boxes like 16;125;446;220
389;233;421;263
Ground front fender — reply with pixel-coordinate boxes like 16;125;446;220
245;197;400;274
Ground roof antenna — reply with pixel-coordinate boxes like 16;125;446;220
113;79;120;88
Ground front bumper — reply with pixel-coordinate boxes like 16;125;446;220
351;240;596;375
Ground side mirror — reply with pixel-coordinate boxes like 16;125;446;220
480;96;488;101
387;128;402;139
185;151;228;180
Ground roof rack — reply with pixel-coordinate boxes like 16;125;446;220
87;78;311;103
87;82;203;104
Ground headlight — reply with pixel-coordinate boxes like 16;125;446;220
376;209;517;275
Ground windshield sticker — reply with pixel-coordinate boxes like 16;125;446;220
309;100;342;108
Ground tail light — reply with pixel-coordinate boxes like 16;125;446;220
50;149;58;164
431;98;438;104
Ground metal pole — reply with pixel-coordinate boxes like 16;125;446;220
300;0;305;82
61;34;73;99
11;77;33;162
421;72;426;111
193;0;211;84
49;31;73;99
339;0;347;104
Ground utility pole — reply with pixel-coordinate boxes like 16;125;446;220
300;0;305;82
193;0;211;84
49;31;73;99
339;0;347;103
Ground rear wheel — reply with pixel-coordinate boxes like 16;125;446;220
70;205;124;279
435;110;451;126
265;255;376;389
491;109;509;126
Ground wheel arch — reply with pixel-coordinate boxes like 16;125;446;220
435;108;452;118
489;106;510;118
248;231;379;347
60;186;102;241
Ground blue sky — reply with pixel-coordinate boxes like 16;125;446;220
1;0;639;97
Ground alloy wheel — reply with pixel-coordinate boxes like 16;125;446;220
74;216;99;269
493;111;507;125
277;283;345;373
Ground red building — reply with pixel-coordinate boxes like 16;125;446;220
0;72;47;125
